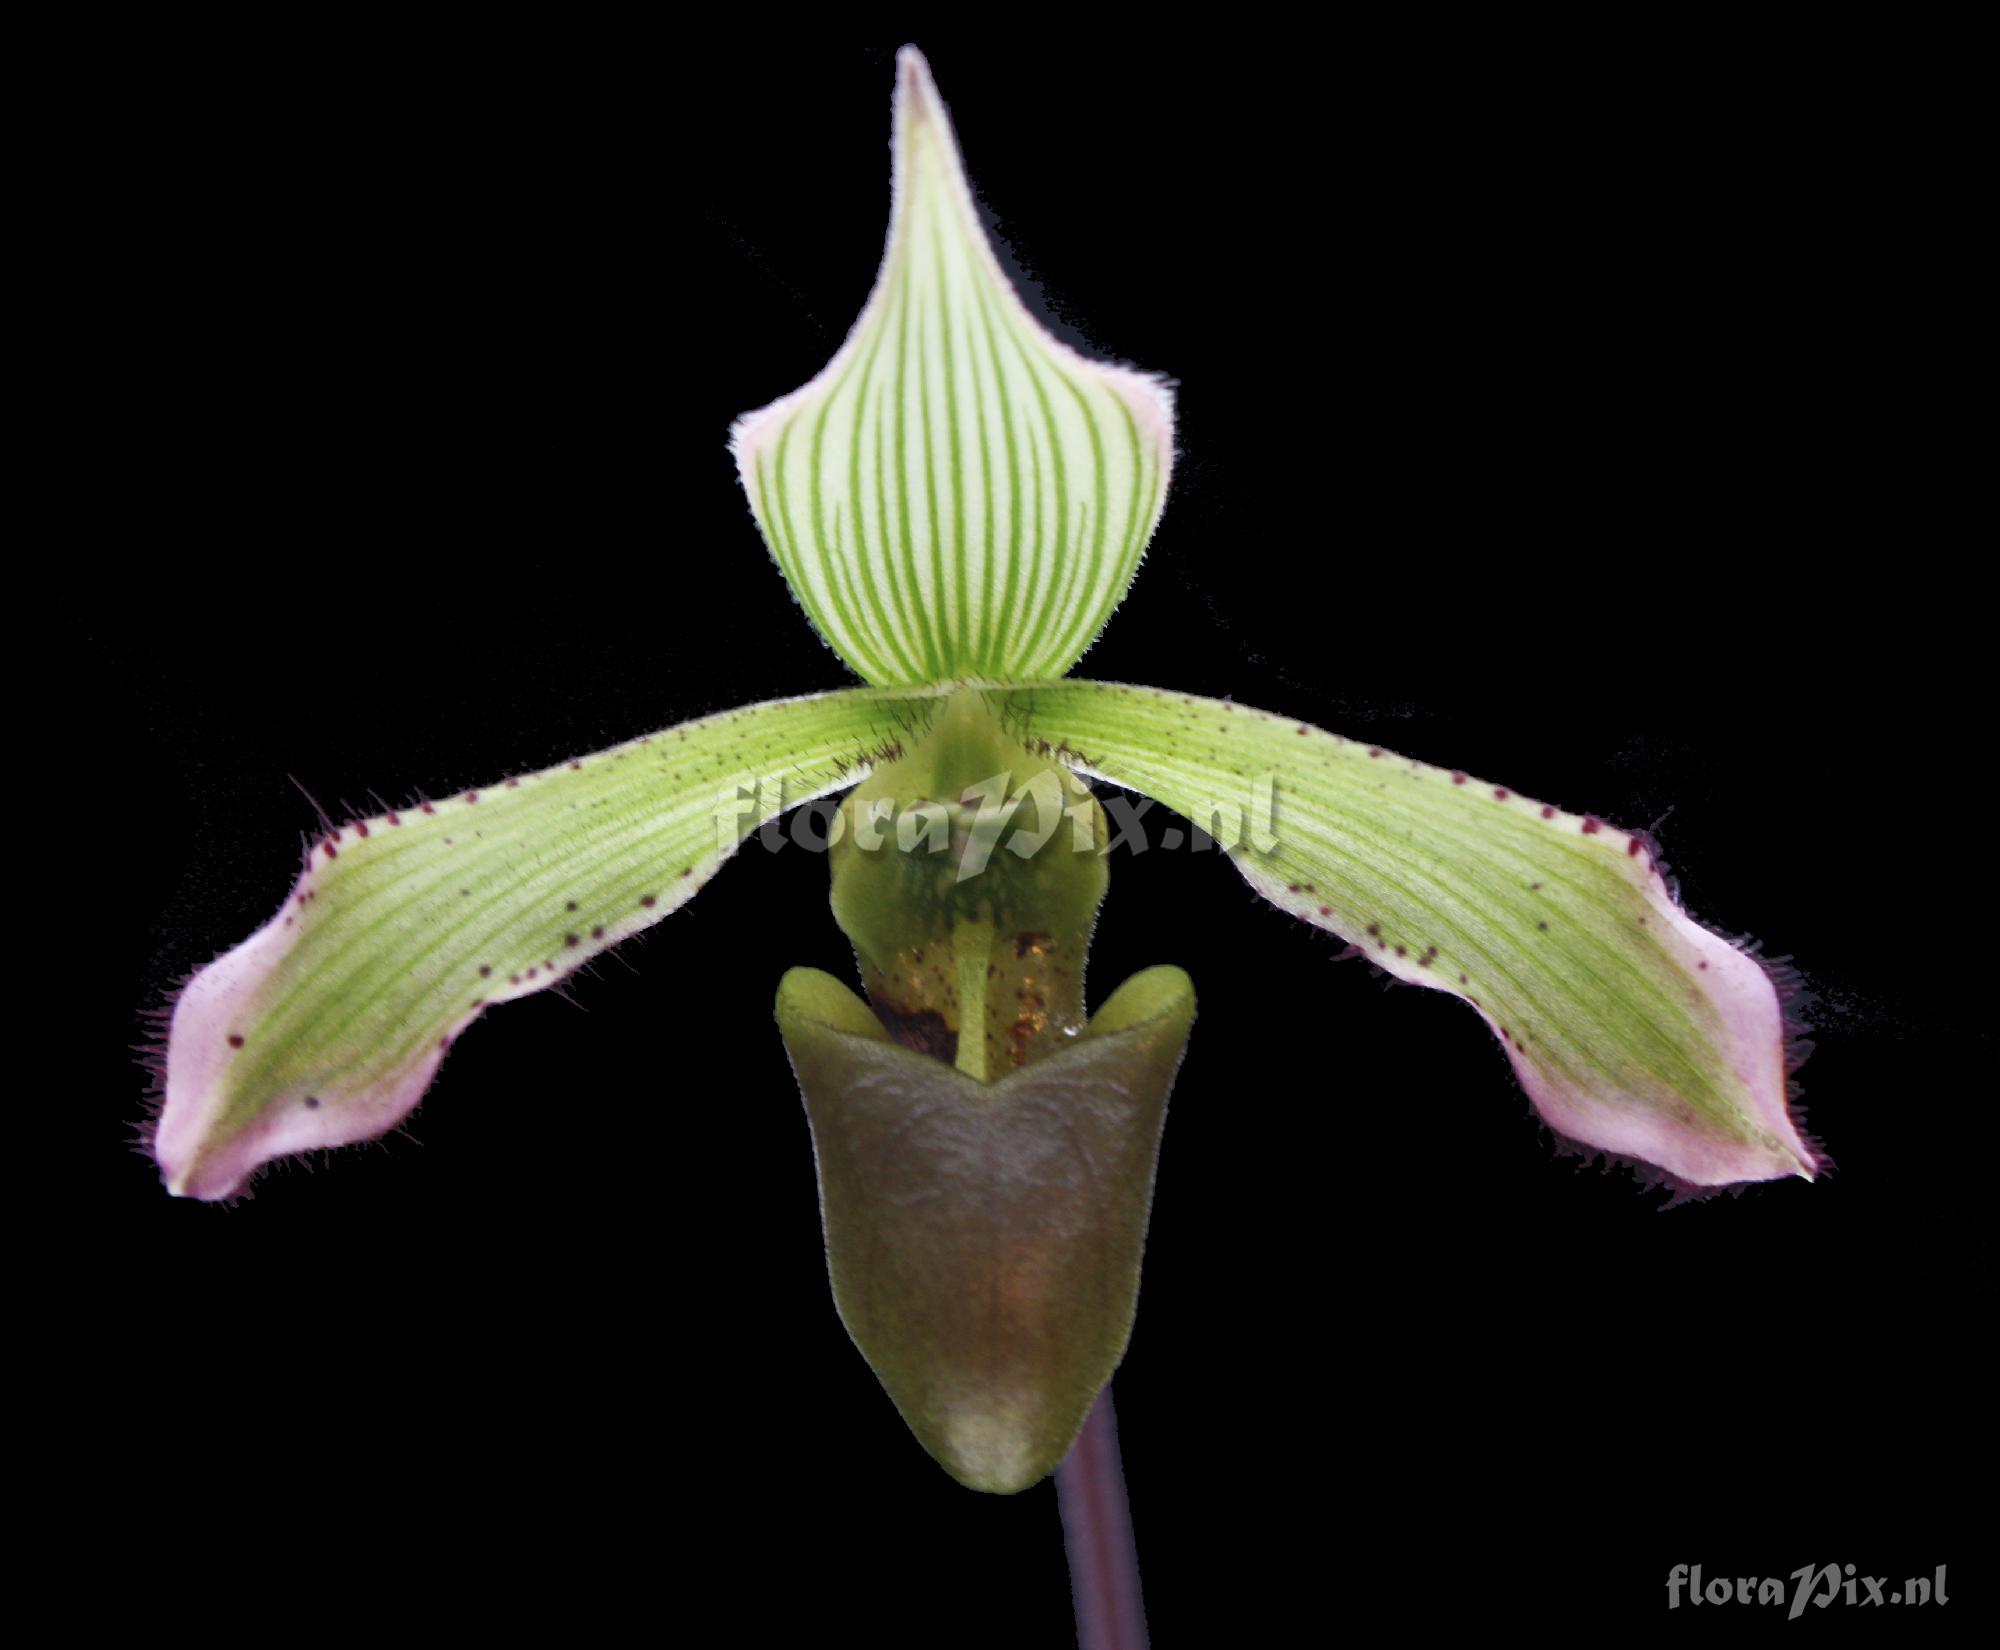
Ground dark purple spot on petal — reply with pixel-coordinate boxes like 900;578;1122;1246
1582;817;1603;835
227;1034;244;1049
1540;806;1556;819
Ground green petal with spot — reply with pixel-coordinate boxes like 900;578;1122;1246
997;681;1816;1189
155;686;940;1199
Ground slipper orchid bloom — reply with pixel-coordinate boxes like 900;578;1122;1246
152;47;1816;1490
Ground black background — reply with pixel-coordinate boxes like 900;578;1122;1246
63;24;1991;1641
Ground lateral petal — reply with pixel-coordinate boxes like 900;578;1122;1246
997;682;1815;1189
156;686;939;1198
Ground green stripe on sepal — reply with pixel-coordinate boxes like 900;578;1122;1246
997;681;1816;1190
156;686;941;1200
777;963;1195;1492
731;48;1174;687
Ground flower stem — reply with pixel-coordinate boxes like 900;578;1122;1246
1056;1385;1149;1650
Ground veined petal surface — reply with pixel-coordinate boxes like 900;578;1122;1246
997;682;1815;1189
730;48;1174;686
156;686;937;1200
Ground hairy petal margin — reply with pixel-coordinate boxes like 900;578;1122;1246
156;687;939;1199
730;47;1174;686
996;682;1816;1189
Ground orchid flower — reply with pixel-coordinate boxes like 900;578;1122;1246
151;47;1817;1491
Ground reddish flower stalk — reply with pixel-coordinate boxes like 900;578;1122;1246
1057;1387;1150;1650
